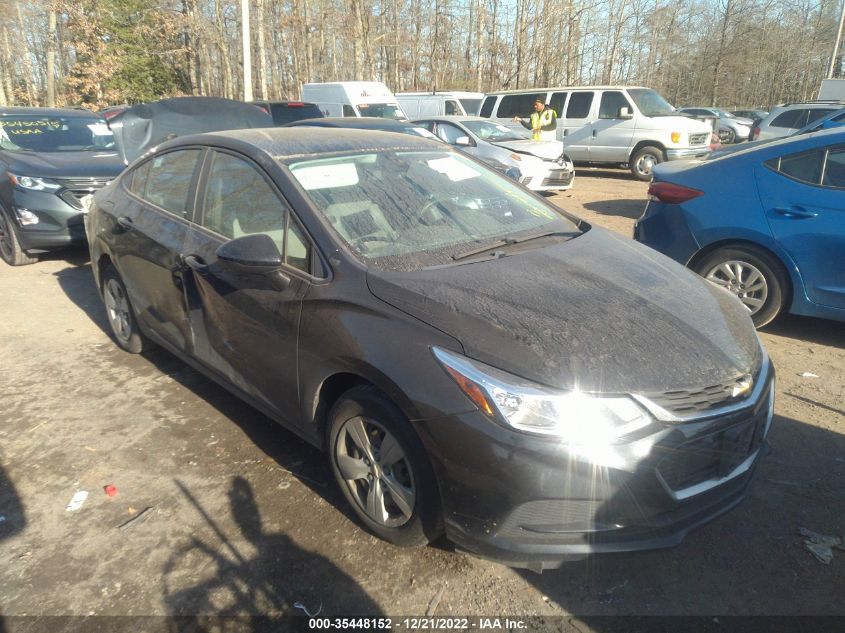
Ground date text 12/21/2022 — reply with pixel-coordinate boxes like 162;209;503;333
308;617;527;630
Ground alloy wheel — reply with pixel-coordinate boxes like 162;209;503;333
635;154;656;177
104;278;133;345
334;415;416;528
704;260;768;316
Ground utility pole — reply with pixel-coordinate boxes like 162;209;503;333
829;0;845;78
242;0;253;101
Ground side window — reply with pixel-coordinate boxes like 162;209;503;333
434;122;466;144
807;108;836;124
479;96;496;118
444;100;460;116
202;152;288;253
497;93;545;118
286;216;312;273
822;148;845;187
770;109;804;129
129;159;152;197
566;92;594;119
549;92;567;118
778;150;823;184
599;91;631;119
342;104;357;117
144;149;201;217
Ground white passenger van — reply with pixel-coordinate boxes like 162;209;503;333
479;86;713;180
396;91;486;117
301;82;407;119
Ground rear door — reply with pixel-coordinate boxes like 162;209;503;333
181;148;317;424
114;148;202;351
756;145;845;309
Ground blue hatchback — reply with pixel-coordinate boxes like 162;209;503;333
635;127;845;327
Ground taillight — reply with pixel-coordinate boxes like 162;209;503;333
648;181;703;204
751;126;760;140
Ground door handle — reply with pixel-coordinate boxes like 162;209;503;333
116;216;134;231
773;206;817;219
181;254;209;275
591;128;597;138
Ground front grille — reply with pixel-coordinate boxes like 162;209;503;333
643;373;754;415
656;414;765;492
55;178;111;209
542;170;574;187
689;132;708;146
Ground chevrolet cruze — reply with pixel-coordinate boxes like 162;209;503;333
88;128;774;570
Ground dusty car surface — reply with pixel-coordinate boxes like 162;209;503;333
88;128;773;570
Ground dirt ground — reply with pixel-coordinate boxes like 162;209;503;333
1;166;843;623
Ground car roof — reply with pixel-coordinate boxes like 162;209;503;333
0;107;103;118
159;127;443;160
712;125;845;161
288;117;418;130
412;115;486;123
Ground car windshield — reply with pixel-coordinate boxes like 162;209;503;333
627;89;675;116
713;108;733;118
462;120;531;142
288;150;580;271
0;115;115;152
459;98;482;115
356;103;406;119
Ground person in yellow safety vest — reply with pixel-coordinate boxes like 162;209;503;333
511;98;557;141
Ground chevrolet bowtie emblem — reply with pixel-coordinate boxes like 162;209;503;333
731;376;753;399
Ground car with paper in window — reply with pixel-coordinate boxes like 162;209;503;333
88;127;774;570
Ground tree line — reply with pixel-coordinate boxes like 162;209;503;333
1;0;841;111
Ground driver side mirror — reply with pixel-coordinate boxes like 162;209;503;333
618;107;634;120
454;135;474;147
217;234;290;290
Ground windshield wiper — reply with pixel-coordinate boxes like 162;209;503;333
451;230;579;262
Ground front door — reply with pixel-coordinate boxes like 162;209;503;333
589;90;636;162
756;146;845;309
181;149;315;425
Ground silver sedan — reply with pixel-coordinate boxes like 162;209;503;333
413;116;574;191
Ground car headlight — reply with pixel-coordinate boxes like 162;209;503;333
433;347;653;443
9;174;62;192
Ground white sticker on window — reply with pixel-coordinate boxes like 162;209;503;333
88;123;112;136
426;156;481;182
412;127;438;139
292;162;360;190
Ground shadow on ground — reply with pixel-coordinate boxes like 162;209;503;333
762;313;845;349
575;167;640;181
582;199;645;220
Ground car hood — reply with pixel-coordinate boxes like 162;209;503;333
730;116;754;126
662;115;714;133
366;227;761;394
491;139;564;160
4;150;124;179
109;96;273;164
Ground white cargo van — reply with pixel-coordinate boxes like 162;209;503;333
396;91;486;117
301;82;407;119
479;86;713;180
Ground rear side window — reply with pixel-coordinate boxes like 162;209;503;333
144;150;201;217
770;109;806;129
599;91;631;119
566;92;594;119
342;105;357;117
497;93;545;118
549;92;567;118
775;150;824;184
479;96;496;118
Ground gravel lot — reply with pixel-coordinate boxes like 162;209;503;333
1;166;843;621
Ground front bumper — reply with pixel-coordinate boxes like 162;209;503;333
10;188;89;252
420;363;774;570
666;147;712;161
520;161;575;191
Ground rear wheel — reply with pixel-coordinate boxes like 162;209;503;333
694;246;788;328
327;385;442;547
720;127;737;144
629;146;663;181
0;209;38;266
102;265;149;353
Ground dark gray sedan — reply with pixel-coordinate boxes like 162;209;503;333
88;128;773;570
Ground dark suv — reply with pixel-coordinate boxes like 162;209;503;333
0;107;124;265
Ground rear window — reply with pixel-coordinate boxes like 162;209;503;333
497;94;545;118
143;149;201;217
269;103;323;125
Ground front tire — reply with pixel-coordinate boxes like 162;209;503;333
720;127;737;144
102;265;149;353
327;385;442;547
629;146;663;181
0;209;38;266
694;245;788;328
